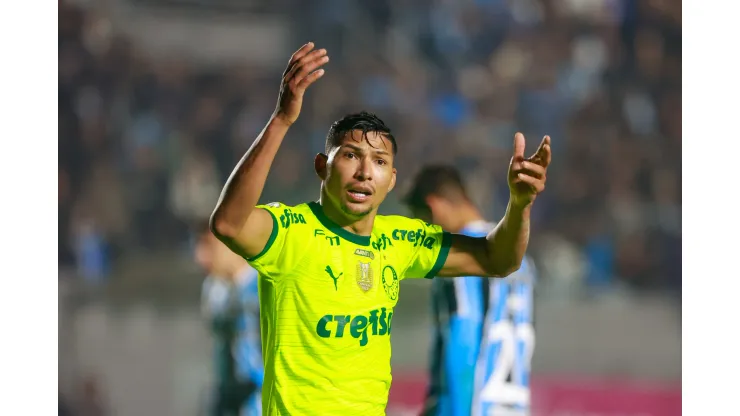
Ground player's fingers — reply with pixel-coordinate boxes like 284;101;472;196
519;161;546;178
542;143;552;167
283;42;315;78
286;49;327;82
290;55;329;88
287;42;315;67
530;135;548;158
282;42;315;77
515;174;545;193
513;132;526;160
295;69;325;91
530;136;551;168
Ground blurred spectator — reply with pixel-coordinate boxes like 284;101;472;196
169;149;223;225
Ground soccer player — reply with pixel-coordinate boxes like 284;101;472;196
403;166;537;416
194;222;263;416
209;42;551;415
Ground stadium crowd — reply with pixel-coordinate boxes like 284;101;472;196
59;0;681;295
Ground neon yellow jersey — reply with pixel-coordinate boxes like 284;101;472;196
246;201;451;415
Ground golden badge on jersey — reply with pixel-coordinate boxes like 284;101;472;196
356;261;374;292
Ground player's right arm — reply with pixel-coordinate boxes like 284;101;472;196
210;42;329;258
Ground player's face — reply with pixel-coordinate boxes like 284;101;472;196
319;130;397;218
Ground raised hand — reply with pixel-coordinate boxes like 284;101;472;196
507;133;551;207
273;42;330;126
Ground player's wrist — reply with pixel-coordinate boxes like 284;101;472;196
508;194;534;213
270;112;295;129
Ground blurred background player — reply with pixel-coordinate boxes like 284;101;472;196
404;166;537;416
194;222;263;416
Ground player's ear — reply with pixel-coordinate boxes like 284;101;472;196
388;168;397;193
314;153;328;180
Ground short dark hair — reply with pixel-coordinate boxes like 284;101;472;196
402;165;470;212
325;111;397;155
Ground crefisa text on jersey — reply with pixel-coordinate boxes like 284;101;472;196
372;228;437;251
279;208;307;228
315;307;394;346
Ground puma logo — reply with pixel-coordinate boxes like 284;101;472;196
324;266;342;291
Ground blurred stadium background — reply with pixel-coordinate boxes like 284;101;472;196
58;0;681;414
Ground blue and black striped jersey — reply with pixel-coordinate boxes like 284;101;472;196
422;221;536;416
202;265;263;415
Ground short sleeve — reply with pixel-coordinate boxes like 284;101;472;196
402;219;452;279
245;202;292;277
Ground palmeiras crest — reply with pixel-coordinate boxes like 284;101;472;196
381;265;399;301
356;261;374;292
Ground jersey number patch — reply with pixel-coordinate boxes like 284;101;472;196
478;320;535;407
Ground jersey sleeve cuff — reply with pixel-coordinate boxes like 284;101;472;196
246;208;279;262
424;231;452;279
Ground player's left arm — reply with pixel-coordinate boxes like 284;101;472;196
403;134;550;279
440;203;530;277
443;133;551;278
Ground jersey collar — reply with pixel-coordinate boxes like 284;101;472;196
308;201;372;246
